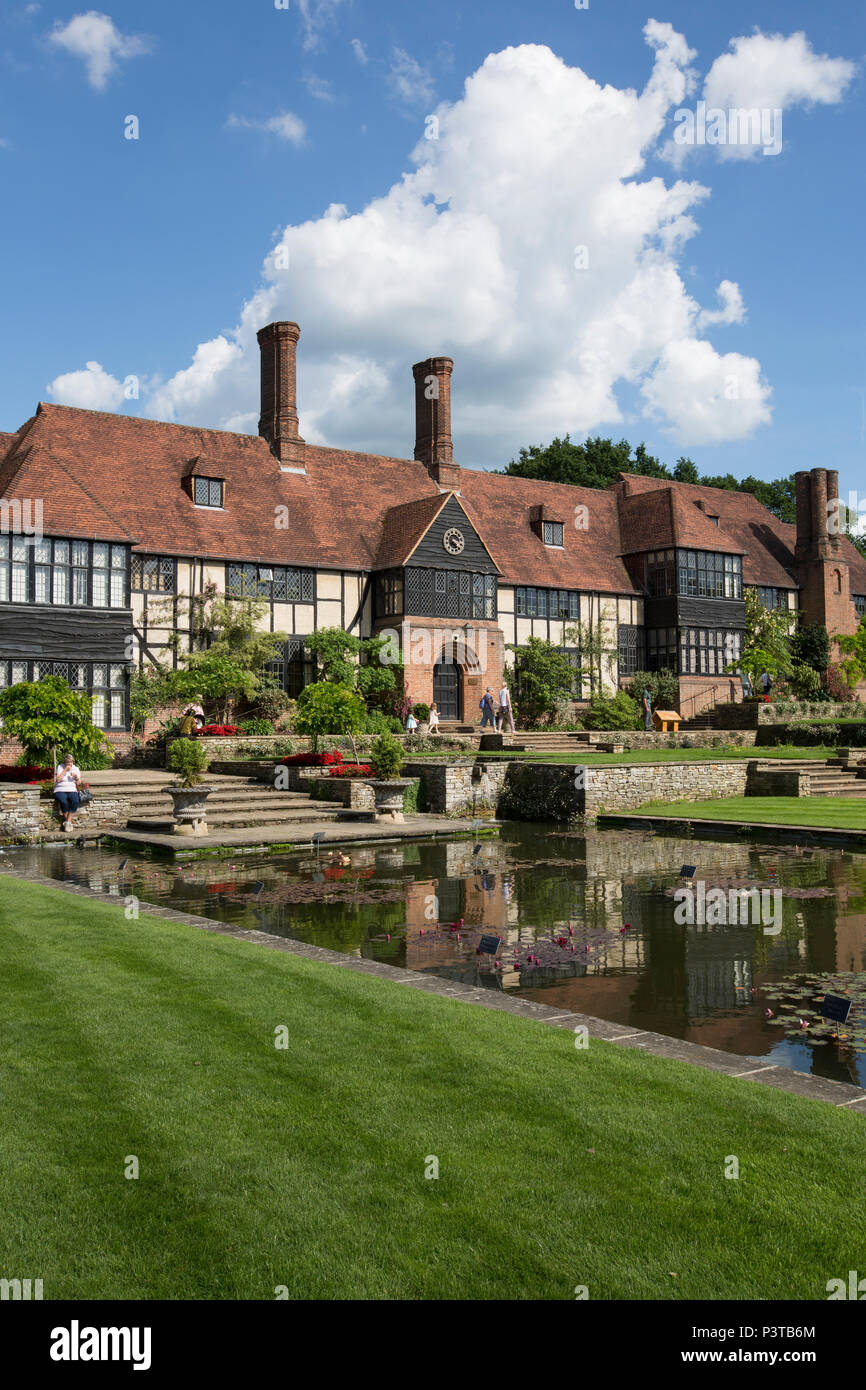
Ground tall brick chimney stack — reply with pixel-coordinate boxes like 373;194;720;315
257;321;306;470
412;356;459;491
794;466;853;636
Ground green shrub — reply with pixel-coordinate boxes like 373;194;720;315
788;664;824;701
251;688;291;723
167;738;210;786
581;691;641;731
412;702;430;721
791;623;829;674
359;709;404;735
628;669;679;711
237;717;275;736
296;683;366;748
371;731;404;779
0;675;114;768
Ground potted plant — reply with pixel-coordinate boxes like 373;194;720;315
164;738;212;835
412;701;431;735
368;731;413;822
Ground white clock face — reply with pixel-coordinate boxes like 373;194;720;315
443;527;465;555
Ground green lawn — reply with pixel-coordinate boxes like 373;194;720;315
631;796;866;830
1;878;864;1300
409;745;838;766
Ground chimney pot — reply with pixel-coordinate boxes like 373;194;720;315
258;321;305;469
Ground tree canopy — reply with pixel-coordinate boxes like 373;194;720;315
502;434;797;523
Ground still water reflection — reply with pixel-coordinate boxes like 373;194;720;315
7;826;866;1086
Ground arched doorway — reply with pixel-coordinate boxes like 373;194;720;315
433;661;461;721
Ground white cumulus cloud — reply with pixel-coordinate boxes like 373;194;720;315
145;337;243;423
697;280;746;329
351;38;368;66
48;11;151;91
55;23;852;452
47;361;126;410
667;29;856;161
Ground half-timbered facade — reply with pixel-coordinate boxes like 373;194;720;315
0;318;864;739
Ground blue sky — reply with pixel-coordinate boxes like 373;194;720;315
1;1;864;507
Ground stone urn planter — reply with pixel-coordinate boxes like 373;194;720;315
162;785;212;836
369;779;414;823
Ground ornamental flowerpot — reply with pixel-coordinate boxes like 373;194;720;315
163;785;211;835
369;778;414;822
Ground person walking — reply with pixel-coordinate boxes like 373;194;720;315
428;702;440;735
479;688;496;729
53;753;82;833
497;681;515;733
405;709;418;733
642;685;653;731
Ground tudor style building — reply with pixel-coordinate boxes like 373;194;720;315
0;318;864;742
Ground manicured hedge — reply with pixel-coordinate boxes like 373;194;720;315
757;721;866;747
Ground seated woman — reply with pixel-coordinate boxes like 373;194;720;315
53;754;81;833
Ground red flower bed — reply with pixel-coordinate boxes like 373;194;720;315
328;764;372;778
0;764;51;783
195;724;238;736
281;749;343;767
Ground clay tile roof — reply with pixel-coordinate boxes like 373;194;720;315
374;494;451;569
0;403;444;566
456;470;638;594
2;400;861;601
613;474;799;589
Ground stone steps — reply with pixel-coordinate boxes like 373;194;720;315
748;758;866;798
126;805;338;833
85;773;343;832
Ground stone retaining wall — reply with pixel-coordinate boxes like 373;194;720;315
0;786;41;840
168;733;479;764
1;784;131;840
583;761;748;818
308;778;375;810
745;767;811;797
37;795;132;832
403;757;750;822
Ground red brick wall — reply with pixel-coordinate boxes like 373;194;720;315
376;616;506;721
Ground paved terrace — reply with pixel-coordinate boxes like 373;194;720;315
62;769;499;857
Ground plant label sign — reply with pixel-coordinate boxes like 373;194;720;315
478;934;502;955
820;994;852;1024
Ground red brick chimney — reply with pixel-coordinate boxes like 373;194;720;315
413;356;459;491
257;321;306;470
794;466;855;637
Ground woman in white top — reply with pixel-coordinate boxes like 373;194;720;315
53;754;81;832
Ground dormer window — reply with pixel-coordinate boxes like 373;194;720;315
530;505;565;546
194;477;224;508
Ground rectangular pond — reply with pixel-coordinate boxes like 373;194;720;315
4;824;866;1087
